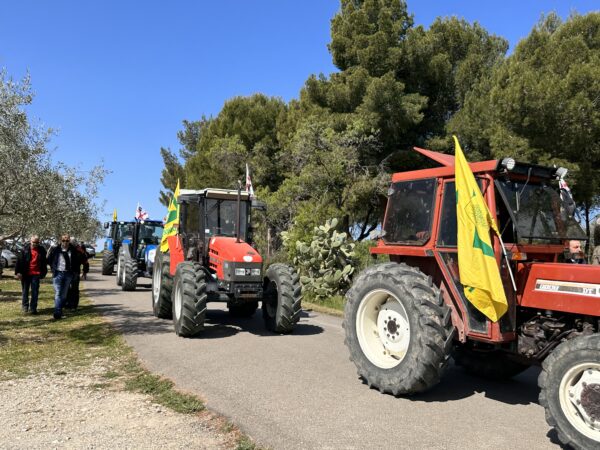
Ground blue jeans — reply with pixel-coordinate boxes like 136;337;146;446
52;271;73;318
21;275;41;312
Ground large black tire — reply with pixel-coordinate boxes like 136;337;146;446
228;301;258;318
262;263;302;333
116;256;123;286
343;262;454;395
101;252;114;275
122;259;138;291
172;262;207;337
538;334;600;449
454;346;529;380
152;251;173;319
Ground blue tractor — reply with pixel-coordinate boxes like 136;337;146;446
101;220;136;276
116;219;164;291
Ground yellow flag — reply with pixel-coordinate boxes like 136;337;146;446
113;209;118;221
455;136;507;322
160;180;180;252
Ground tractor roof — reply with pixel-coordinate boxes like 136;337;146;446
178;188;251;201
392;147;560;182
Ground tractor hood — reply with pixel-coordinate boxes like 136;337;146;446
520;262;600;316
208;237;262;264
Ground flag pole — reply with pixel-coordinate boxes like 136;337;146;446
496;233;517;292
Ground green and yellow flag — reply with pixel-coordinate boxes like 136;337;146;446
160;180;180;253
455;136;508;322
113;208;118;221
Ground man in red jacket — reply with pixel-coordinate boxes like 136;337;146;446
15;235;48;314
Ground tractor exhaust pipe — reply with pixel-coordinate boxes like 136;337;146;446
236;180;242;243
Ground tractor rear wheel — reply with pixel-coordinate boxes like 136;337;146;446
228;300;258;317
116;257;123;286
172;262;206;337
262;263;301;333
122;259;138;291
101;252;114;275
343;262;454;395
539;334;600;449
152;251;172;319
454;346;529;380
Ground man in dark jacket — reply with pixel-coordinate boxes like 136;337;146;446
64;239;89;310
47;234;84;319
15;235;48;314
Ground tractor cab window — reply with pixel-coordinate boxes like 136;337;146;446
383;178;436;245
116;223;134;241
205;199;248;241
496;179;585;244
438;179;493;246
138;223;163;245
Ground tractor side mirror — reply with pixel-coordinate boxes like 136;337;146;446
104;222;109;229
251;200;267;211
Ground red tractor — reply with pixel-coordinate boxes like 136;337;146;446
343;148;600;449
152;187;302;337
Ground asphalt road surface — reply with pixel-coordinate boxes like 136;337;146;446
85;264;561;449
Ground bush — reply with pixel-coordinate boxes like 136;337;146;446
283;218;355;301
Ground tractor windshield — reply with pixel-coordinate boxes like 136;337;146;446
116;223;134;241
138;223;163;245
205;199;248;240
495;179;585;244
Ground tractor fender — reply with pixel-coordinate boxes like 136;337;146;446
168;235;184;276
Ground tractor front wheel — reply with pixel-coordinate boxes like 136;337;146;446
152;251;172;319
539;334;600;449
343;262;454;395
172;262;206;337
122;259;138;291
454;346;529;380
101;252;114;275
262;263;301;333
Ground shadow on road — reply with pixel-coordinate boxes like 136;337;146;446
359;363;541;406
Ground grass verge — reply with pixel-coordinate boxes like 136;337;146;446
302;295;345;316
0;274;257;449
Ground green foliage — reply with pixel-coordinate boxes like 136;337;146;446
449;12;600;231
284;218;356;301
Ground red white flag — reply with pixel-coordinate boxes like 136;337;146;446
136;203;149;220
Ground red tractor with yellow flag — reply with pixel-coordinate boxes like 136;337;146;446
152;185;302;337
343;138;599;449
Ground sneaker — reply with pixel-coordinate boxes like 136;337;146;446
21;308;29;314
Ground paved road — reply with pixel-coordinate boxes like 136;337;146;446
85;264;560;449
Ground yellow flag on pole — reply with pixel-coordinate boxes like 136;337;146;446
113;208;118;221
454;136;508;322
160;180;180;253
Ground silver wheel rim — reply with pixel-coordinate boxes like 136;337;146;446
116;258;121;283
121;261;127;285
152;261;162;305
559;361;600;442
356;289;410;369
174;279;182;321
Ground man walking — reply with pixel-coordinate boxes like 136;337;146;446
15;235;47;314
47;234;83;319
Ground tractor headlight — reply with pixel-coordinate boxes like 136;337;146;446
251;268;261;276
148;249;156;263
500;158;516;171
235;268;247;276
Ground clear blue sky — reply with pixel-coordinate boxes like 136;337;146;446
1;1;598;247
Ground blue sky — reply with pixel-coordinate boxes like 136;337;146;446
1;1;598;247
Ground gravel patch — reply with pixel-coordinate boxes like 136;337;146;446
0;363;232;449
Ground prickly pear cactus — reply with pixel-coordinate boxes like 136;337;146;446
290;218;356;301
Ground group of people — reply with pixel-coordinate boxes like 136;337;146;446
15;234;89;320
